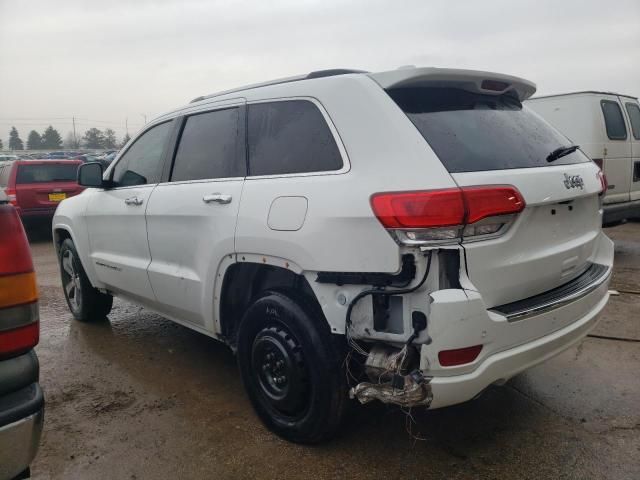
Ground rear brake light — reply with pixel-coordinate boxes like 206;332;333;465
0;321;39;358
4;187;17;206
371;185;525;245
597;171;607;195
438;345;483;367
481;80;509;92
0;204;34;276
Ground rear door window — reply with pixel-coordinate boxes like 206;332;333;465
16;164;79;184
112;121;173;187
601;100;628;140
625;102;640;140
388;87;589;173
247;100;343;176
171;107;244;181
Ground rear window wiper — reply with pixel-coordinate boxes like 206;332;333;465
547;145;579;163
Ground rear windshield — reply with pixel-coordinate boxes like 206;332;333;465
16;164;78;184
388;87;590;173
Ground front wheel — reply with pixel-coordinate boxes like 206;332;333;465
59;238;113;322
236;291;348;443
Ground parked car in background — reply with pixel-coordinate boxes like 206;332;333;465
527;91;640;224
0;154;19;162
54;67;613;443
0;160;83;221
0;190;43;480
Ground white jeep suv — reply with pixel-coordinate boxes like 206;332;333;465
53;67;613;443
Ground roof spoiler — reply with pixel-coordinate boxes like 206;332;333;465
369;67;537;101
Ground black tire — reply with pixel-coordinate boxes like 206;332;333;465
236;290;348;443
59;238;113;322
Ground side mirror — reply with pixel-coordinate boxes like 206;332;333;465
77;162;105;188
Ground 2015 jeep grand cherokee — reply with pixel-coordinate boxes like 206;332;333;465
53;67;613;443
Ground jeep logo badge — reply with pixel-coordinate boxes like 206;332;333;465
563;173;584;190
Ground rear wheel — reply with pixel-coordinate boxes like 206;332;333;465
236;290;348;443
59;238;113;322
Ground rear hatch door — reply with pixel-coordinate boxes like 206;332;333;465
15;162;83;211
382;73;603;308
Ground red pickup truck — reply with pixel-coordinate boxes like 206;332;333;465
0;160;84;219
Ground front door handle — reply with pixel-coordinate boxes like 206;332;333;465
202;193;232;204
124;196;143;206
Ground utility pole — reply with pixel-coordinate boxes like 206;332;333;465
125;117;129;135
72;116;77;148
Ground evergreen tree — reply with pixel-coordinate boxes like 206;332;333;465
27;130;43;150
8;127;24;150
104;128;117;149
82;128;105;149
0;138;3;150
41;125;63;149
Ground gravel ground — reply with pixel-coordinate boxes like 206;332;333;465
23;222;640;479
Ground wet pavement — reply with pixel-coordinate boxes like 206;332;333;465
25;222;640;479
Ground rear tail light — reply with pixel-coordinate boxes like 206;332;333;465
597;171;608;196
438;345;483;367
371;185;525;245
0;203;39;358
0;321;39;358
5;187;17;206
0;204;34;276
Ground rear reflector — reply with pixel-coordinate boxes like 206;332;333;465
0;321;39;358
0;204;34;276
371;185;525;244
438;345;483;367
0;272;38;309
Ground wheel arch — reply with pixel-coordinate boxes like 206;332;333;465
216;254;325;347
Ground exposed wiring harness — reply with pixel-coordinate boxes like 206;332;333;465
345;251;433;356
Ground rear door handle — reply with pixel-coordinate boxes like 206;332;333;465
202;193;232;204
124;196;143;206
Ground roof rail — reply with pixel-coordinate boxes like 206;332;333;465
190;68;368;103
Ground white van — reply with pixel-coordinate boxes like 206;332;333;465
527;91;640;224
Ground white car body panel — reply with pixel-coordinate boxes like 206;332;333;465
53;67;614;410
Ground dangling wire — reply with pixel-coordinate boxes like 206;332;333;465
344;251;433;357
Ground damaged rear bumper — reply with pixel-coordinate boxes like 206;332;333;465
425;290;607;409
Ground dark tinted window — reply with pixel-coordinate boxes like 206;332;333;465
16;164;78;184
625;102;640;140
601;100;627;140
112;121;172;186
248;100;342;176
171;108;243;181
388;87;589;173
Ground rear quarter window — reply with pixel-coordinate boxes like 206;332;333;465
601;100;628;140
388;87;589;173
247;100;343;176
16;164;79;184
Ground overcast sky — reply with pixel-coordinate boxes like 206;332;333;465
1;0;639;148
